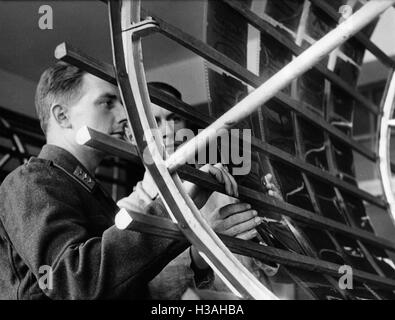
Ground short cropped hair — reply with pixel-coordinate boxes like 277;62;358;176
35;62;85;135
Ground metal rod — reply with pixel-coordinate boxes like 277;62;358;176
75;127;395;253
309;0;395;69
122;209;395;290
379;70;395;222
223;0;379;115
166;0;395;173
55;43;381;163
110;0;278;300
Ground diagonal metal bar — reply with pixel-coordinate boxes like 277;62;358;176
309;0;395;69
55;42;117;86
0;154;11;170
54;44;387;208
54;43;378;162
145;10;378;116
109;0;276;300
222;0;379;115
98;0;395;75
165;0;395;176
379;69;395;222
76;127;395;253
127;210;395;290
249;135;386;208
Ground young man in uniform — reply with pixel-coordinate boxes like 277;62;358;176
0;63;262;299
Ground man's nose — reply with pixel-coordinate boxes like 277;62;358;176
114;101;127;124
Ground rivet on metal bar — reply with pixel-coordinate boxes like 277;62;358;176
123;17;159;40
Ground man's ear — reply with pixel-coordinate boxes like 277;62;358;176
50;104;71;129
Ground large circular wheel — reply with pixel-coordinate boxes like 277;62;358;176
108;0;395;300
379;71;395;222
108;0;275;299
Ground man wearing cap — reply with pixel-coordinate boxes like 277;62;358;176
118;82;282;299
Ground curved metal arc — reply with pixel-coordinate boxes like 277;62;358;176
379;70;395;223
108;0;277;300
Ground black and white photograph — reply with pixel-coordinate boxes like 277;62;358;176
1;0;395;307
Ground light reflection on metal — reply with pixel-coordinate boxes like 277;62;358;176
109;0;278;300
379;70;395;223
107;0;395;300
166;0;395;173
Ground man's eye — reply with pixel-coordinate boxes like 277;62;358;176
172;116;182;123
101;100;113;109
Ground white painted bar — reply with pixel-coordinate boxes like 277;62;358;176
166;0;395;172
379;71;395;222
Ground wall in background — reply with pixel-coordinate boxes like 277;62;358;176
363;7;395;62
0;68;37;117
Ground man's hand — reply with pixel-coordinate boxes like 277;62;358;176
264;173;283;200
117;170;158;212
184;163;238;209
190;172;283;271
118;163;238;212
206;202;261;240
190;202;262;270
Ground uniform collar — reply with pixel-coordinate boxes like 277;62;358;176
38;144;96;192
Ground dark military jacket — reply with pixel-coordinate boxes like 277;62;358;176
0;144;188;299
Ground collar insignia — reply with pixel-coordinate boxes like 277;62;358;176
73;166;96;191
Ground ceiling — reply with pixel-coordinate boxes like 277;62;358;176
0;0;205;83
1;0;394;117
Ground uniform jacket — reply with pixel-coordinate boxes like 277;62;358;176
117;173;214;300
0;144;188;299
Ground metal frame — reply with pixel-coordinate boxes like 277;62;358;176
165;0;395;172
56;44;385;208
379;70;395;222
108;0;276;300
100;0;395;299
77;127;395;252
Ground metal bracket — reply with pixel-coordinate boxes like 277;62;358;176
123;17;159;40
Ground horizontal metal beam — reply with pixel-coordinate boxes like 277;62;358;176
160;0;395;174
79;127;395;252
55;42;117;86
145;4;386;208
75;126;141;164
128;209;395;290
248;135;385;208
56;43;386;208
98;0;389;115
147;10;379;116
74;108;384;208
54;43;380;166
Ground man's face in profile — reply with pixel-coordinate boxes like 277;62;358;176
68;73;127;141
